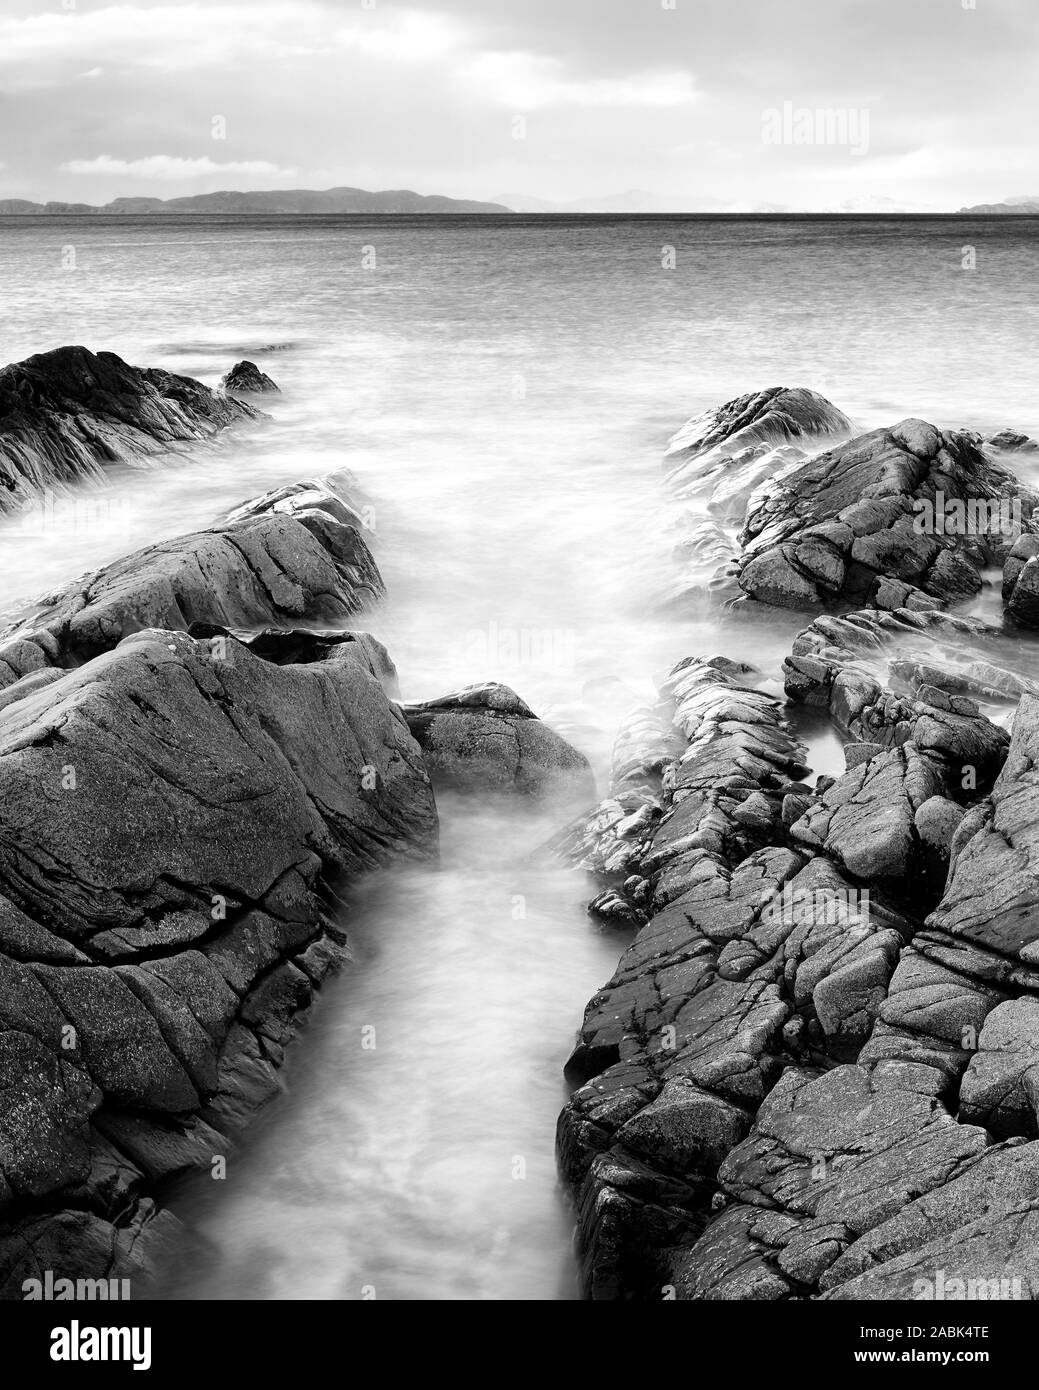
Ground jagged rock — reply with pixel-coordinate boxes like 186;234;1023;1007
659;519;741;606
402;682;594;799
789;743;947;887
553;657;924;1296
928;693;1039;960
784;607;1019;793
220;360;279;394
0;346;263;515
664;387;852;522
547;705;680;887
821;1140;1039;1298
0;460;437;1295
737;419;1037;613
0;471;381;685
0;627;435;1281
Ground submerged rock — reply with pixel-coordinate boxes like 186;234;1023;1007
402;682;594;800
220;360;280;394
0;346;264;516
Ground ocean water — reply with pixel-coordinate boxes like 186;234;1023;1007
1;213;1037;1299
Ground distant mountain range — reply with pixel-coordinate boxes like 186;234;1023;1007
0;186;511;215
5;184;1030;217
957;195;1039;214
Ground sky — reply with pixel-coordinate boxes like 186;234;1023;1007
0;0;1036;211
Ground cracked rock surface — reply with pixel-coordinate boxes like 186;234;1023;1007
0;451;437;1297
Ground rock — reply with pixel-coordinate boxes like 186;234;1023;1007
0;477;437;1294
928;693;1039;960
402;683;594;800
789;743;947;888
659;519;741;607
914;794;965;886
784;607;1019;790
554;656;910;1295
0;346;264;516
616;1079;752;1172
664;387;852;523
559;600;1039;1297
844;741;885;769
959;998;1039;1137
737;420;1037;613
1003;536;1039;628
986;429;1039;455
220;360;279;394
0;471;381;684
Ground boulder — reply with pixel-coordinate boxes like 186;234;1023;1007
0;471;381;684
737;419;1037;613
664;387;853;522
402;682;594;800
0;346;264;516
220;360;280;394
0;626;436;1288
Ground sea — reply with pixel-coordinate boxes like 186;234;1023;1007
0;213;1036;1299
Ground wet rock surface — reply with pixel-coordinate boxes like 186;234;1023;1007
664;387;853;524
0;346;263;516
0;406;438;1294
0;470;381;684
403;682;595;800
556;386;1039;1301
736;418;1037;613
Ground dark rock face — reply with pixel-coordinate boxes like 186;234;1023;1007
0;472;381;684
556;610;1039;1300
1003;535;1039;628
0;462;437;1297
736;419;1037;613
220;360;280;395
0;626;436;1296
0;347;263;515
403;682;595;800
664;388;852;523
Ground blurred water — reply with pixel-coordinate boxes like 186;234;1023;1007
1;213;1036;1298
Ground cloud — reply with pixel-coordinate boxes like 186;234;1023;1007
458;52;695;110
59;155;295;180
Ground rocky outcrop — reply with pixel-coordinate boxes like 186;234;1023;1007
0;347;264;516
403;682;594;800
0;464;437;1298
783;608;1017;802
557;618;1039;1299
220;360;280;395
736;419;1037;613
664;388;853;524
0;471;379;685
0;624;436;1297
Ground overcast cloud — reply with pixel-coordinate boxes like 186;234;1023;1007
0;0;1035;210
